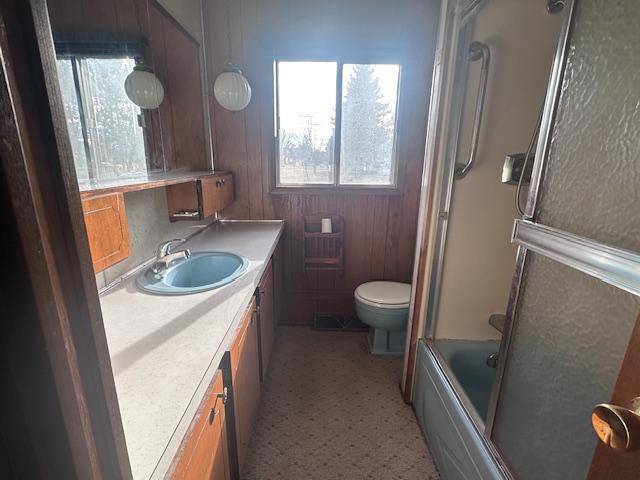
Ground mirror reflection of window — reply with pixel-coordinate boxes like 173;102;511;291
56;55;148;184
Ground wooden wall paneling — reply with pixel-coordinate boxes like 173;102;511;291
140;0;169;174
206;0;250;219
394;61;430;282
111;0;141;33
315;296;357;318
240;0;265;220
382;64;428;283
154;0;207;171
281;292;317;326
371;196;391;279
45;0;84;32
147;1;176;170
202;0;438;325
47;0;144;36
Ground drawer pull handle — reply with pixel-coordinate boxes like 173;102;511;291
208;388;228;424
208;408;219;424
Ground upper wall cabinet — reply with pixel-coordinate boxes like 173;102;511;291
46;0;208;194
166;172;235;221
81;193;132;273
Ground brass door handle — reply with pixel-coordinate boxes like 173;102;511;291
592;397;640;451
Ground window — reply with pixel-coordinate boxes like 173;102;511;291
56;56;148;183
275;61;401;188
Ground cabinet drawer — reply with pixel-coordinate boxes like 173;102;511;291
171;372;230;480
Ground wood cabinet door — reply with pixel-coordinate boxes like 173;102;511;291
258;261;275;377
172;372;231;480
81;192;131;273
200;173;234;217
272;240;283;326
231;300;260;474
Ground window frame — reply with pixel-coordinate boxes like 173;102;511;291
273;58;403;194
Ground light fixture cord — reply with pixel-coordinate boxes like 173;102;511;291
225;0;233;64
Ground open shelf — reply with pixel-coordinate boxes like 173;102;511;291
78;170;218;198
303;214;344;272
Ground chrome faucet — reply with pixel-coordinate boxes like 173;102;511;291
152;239;191;274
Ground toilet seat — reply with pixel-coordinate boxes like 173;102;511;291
355;281;411;309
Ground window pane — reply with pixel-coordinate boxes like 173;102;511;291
56;58;90;182
340;64;400;185
80;58;148;181
277;61;336;185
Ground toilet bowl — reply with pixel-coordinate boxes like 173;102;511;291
354;281;411;355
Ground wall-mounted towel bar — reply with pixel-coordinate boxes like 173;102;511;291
455;41;490;179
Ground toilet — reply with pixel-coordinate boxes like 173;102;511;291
354;281;411;355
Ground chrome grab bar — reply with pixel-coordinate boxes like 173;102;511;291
455;41;490;179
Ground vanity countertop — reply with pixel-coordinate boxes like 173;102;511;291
99;220;284;480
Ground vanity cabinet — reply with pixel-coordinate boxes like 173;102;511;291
170;242;282;479
230;297;261;474
166;172;234;221
258;261;275;377
171;371;231;480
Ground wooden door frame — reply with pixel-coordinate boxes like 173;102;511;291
0;0;130;477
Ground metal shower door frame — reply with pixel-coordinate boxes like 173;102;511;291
482;0;640;453
484;0;577;438
423;4;478;342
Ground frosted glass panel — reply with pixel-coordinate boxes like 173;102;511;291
535;0;640;253
492;253;640;480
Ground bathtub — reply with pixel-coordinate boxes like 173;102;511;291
413;339;506;480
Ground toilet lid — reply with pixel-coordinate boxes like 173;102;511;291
355;281;411;309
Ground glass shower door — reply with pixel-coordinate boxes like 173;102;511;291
487;0;640;478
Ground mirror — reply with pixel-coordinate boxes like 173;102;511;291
47;0;208;190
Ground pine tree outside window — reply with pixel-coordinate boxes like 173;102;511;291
275;61;401;188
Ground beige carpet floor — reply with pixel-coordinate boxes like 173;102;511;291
243;327;440;480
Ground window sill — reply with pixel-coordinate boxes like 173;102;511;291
270;186;402;196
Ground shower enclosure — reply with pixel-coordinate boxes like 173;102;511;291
412;0;640;478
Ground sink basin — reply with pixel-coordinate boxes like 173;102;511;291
137;251;249;295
